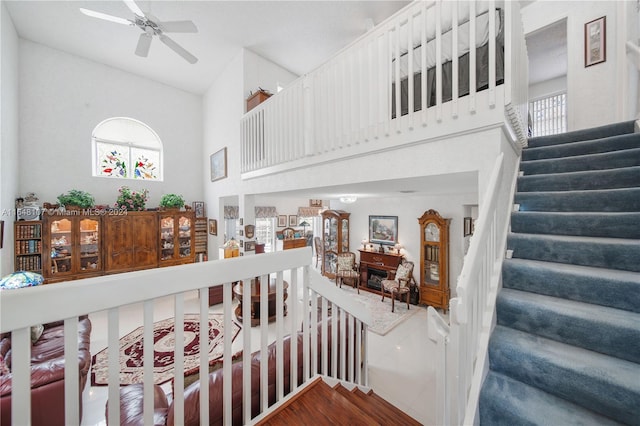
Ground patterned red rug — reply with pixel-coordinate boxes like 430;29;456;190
91;313;240;386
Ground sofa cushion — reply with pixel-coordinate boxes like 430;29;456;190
0;355;8;376
31;324;44;344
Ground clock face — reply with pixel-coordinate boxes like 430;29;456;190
425;222;440;242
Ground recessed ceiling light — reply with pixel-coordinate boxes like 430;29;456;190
339;195;357;204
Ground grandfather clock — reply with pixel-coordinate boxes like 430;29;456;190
418;209;450;311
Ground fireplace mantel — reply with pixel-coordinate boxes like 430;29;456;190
358;249;403;292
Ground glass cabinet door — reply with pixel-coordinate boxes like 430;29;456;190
178;215;192;258
79;217;101;272
160;216;175;261
341;218;349;252
50;218;74;276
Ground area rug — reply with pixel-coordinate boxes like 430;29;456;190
338;285;421;336
91;313;241;386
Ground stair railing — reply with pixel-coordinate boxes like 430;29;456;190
0;248;371;425
427;151;520;425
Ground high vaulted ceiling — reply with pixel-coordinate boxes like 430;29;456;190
5;0;410;94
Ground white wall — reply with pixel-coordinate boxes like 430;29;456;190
0;3;20;275
522;1;623;130
202;50;245;258
529;75;567;100
18;40;203;209
243;50;298;106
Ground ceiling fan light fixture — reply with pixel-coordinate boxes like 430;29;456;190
339;195;357;204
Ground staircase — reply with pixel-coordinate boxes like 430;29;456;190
479;121;640;425
256;377;421;425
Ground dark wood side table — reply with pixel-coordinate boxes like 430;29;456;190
233;278;288;326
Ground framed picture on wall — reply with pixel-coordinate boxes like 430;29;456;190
278;215;287;227
208;219;217;235
210;147;228;182
369;215;398;245
288;215;298;227
192;201;205;218
585;16;606;67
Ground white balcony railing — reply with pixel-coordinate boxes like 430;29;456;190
241;0;528;175
0;248;372;425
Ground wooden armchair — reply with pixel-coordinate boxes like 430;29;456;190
381;260;416;312
335;252;360;293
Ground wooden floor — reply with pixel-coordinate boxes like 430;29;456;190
256;377;422;425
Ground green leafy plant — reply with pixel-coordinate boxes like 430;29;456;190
115;186;149;211
57;189;95;209
159;193;185;209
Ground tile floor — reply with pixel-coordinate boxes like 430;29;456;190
81;267;440;425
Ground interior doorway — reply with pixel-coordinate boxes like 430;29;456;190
526;18;568;136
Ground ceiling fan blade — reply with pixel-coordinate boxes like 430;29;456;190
157;20;198;33
123;0;145;17
135;33;152;57
79;8;133;26
159;34;198;64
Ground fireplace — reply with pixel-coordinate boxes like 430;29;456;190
367;268;387;291
358;249;403;293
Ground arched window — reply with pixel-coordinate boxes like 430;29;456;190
92;117;163;180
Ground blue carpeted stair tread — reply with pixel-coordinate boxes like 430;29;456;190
480;121;640;425
497;288;640;363
523;133;640;161
510;211;640;238
528;120;636;148
517;166;640;192
507;232;640;272
520;148;640;176
502;258;640;313
479;371;625;426
515;187;640;212
488;326;640;425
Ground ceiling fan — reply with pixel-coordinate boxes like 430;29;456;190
79;0;198;64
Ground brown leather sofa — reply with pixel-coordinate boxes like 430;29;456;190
112;323;346;426
0;316;92;426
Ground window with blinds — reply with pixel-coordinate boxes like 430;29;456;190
529;92;567;137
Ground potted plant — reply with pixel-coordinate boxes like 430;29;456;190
115;186;149;211
159;193;185;211
57;189;95;210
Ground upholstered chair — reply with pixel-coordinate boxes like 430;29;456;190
335;252;360;293
314;237;323;268
381;260;415;312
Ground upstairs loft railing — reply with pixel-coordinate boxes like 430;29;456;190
240;0;528;176
0;249;371;426
427;151;519;425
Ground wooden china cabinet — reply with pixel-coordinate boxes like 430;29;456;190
418;209;450;311
43;211;103;283
158;210;195;266
104;211;158;273
321;210;350;279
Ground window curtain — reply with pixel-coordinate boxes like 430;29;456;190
298;207;323;217
224;206;239;219
255;206;278;218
